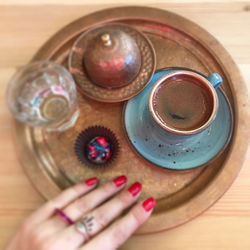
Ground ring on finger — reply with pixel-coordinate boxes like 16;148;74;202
75;216;94;241
55;208;74;225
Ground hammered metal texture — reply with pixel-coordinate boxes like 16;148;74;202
69;23;156;102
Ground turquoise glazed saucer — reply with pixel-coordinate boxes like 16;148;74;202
124;68;233;170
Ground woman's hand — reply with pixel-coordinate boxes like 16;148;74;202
6;176;155;250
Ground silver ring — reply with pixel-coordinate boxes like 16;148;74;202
75;216;94;241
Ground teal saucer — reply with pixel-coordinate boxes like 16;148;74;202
124;68;233;170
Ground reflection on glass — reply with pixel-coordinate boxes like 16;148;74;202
6;61;79;132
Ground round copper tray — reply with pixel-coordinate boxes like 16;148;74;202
13;6;249;234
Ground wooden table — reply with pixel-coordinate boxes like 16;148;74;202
0;1;249;249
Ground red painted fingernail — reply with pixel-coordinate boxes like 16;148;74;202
128;182;142;196
85;177;98;186
113;175;127;187
142;197;156;212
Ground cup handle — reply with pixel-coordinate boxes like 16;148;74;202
207;73;222;89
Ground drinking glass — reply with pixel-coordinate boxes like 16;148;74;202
6;61;80;132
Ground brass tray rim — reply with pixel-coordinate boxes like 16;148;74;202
14;6;250;234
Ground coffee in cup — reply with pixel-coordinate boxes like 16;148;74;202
149;71;222;135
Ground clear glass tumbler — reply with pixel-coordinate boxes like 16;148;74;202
6;61;80;132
